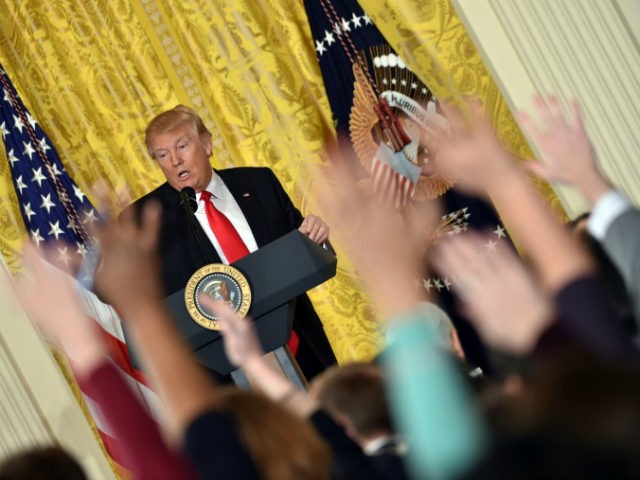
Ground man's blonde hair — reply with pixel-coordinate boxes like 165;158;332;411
144;105;211;156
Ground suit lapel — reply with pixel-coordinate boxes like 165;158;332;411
218;170;271;248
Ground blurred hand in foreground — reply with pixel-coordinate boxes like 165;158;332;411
517;95;611;204
199;295;264;369
93;201;163;317
432;232;555;355
310;138;440;317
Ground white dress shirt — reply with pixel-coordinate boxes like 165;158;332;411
194;170;259;264
587;189;632;241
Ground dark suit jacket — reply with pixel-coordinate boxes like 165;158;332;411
127;167;336;377
129;167;304;294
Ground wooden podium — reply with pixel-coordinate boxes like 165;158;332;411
125;230;336;388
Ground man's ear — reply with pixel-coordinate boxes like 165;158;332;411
202;133;213;157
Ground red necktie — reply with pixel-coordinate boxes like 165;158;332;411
200;190;299;355
200;190;250;264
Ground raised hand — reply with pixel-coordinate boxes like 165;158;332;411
9;244;106;373
199;295;264;368
517;95;611;205
92;201;163;317
311;139;439;317
432;232;554;355
427;100;519;198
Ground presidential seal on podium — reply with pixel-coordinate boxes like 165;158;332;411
185;264;252;330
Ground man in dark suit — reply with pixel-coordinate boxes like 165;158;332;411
128;105;337;380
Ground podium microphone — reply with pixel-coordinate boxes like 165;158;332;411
180;186;198;213
179;186;212;264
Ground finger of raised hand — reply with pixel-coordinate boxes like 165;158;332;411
568;98;585;133
139;201;162;250
439;100;468;134
200;296;255;343
516;109;542;143
533;94;556;130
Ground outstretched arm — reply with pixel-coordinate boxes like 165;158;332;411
10;245;196;480
310;143;487;480
518;94;640;333
199;296;319;418
432;99;633;359
433;100;594;292
93;202;222;440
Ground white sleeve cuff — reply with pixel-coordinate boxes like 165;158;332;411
587;190;632;240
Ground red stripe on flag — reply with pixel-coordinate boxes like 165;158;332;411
97;429;132;475
380;165;393;201
93;320;150;387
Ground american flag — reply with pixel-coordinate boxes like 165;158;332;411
370;142;420;208
0;63;161;472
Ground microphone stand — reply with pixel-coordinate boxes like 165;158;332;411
180;187;214;265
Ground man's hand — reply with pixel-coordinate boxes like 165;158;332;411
299;214;329;244
517;95;611;205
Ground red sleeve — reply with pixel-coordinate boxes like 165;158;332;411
78;360;197;480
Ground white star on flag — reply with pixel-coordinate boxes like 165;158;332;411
40;193;56;213
23;202;36;221
13;114;25;133
324;30;335;46
26;112;38;130
8;149;19;166
83;208;98;225
50;163;62;176
38;137;51;154
494;225;506;238
31;228;44;246
32;166;47;186
73;184;86;201
485;239;498;252
48;220;64;240
23;140;36;159
16;175;27;194
57;246;70;266
76;242;88;257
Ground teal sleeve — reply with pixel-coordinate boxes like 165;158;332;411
382;305;487;480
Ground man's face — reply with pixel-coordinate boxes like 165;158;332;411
149;122;213;193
